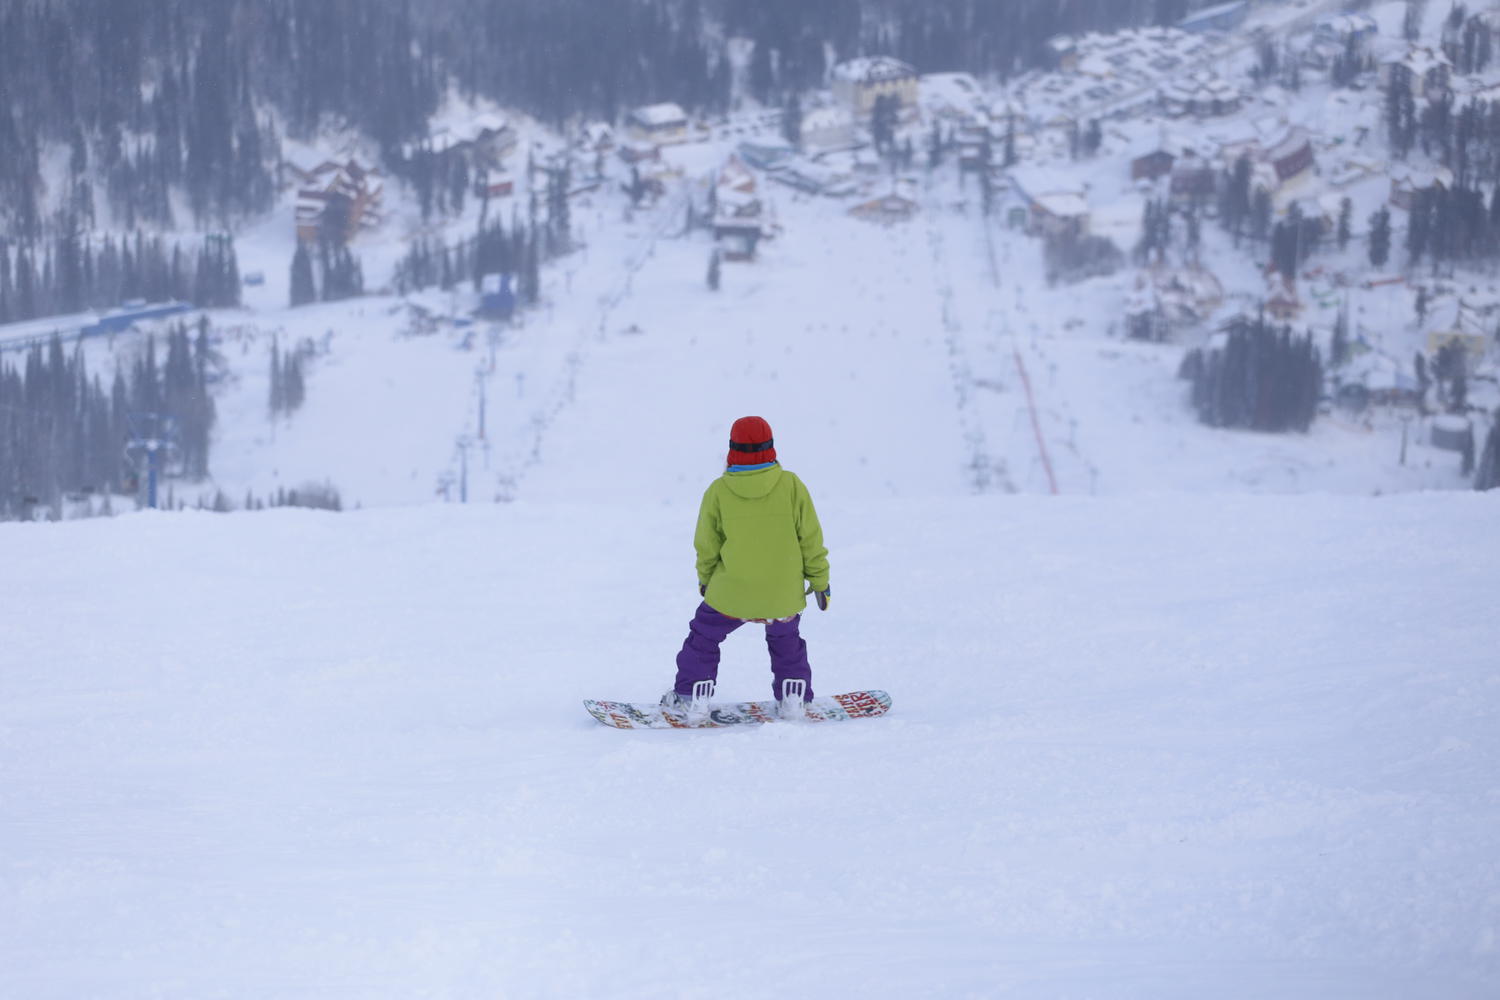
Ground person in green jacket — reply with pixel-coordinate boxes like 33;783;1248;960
664;416;830;715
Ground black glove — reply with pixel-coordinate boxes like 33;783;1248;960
699;583;707;597
809;584;830;611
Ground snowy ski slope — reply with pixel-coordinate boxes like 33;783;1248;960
5;51;1500;996
5;186;1500;992
3;493;1497;998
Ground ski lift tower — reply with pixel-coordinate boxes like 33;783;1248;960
125;413;181;509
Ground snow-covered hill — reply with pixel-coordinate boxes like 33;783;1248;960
7;6;1500;996
3;492;1497;998
181;162;1478;514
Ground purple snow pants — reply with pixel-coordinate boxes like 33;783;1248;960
674;602;813;701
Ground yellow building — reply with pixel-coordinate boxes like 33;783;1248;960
831;57;918;117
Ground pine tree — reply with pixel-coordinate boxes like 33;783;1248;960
521;232;541;306
283;350;305;413
1250;188;1272;243
871;95;898;157
1191;314;1322;432
290;244;316;306
1475;418;1500;490
269;336;284;416
1084;119;1102;157
927;120;944;169
1331;306;1350;367
782;94;803;149
1369;207;1392;267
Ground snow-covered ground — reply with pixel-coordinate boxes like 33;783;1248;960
4;492;1498;998
148;161;1479;513
7;7;1500;996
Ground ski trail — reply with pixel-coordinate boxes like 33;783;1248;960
922;183;1007;494
509;192;688;497
961;185;1103;495
443;189;690;502
977;199;1061;495
498;182;973;503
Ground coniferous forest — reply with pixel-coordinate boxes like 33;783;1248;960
0;0;1178;243
1183;316;1324;434
0;0;1183;517
0;322;215;520
0;234;241;326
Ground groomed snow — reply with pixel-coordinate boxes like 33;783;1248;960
3;492;1497;998
6;5;1500;993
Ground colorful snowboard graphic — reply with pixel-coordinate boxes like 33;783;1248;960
583;690;892;730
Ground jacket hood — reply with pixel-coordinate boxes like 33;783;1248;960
722;463;783;499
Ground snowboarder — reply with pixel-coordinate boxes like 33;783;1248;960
664;416;831;718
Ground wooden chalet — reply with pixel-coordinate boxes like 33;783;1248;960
712;155;767;261
290;157;384;244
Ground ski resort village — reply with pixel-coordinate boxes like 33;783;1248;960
1;1;1498;997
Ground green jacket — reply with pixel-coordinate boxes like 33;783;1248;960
694;463;829;620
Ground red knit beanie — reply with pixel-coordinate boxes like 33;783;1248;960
727;415;776;467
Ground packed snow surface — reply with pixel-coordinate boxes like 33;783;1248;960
6;4;1500;990
3;493;1498;998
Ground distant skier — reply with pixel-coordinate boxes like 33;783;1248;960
664;416;830;718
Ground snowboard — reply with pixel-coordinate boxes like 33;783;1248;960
583;689;892;730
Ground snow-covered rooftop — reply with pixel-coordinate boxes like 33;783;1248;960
1009;26;1222;121
631;103;688;128
1033;191;1090;218
832;56;917;85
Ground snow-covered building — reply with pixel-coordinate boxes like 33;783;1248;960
955;122;994;173
1325;156;1383;189
1169;152;1217;205
1305;10;1380;67
1314;13;1379;46
737;141;797;172
712;155;768;260
1379;45;1453;98
1159;72;1243;118
1013;27;1215;125
1266;128;1315;185
436;113;516;165
1389;165;1452;211
1265;271;1301;319
1132;147;1176;181
1046;35;1080;72
1008;168;1090;238
287;157;384;245
831;57;918;116
767;159;857;198
1426;300;1493;372
1211;122;1315;200
1126;265;1224;339
1339;350;1422;407
919;72;992;127
402;112;517;169
1132;130;1218;183
627;103;690;145
799;106;857;154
